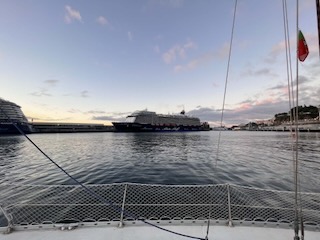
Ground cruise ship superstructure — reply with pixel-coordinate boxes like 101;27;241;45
112;110;209;132
0;98;33;134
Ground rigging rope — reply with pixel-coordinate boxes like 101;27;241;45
207;0;238;239
282;2;302;238
215;0;238;167
282;1;303;239
0;107;205;240
283;1;308;238
282;0;295;129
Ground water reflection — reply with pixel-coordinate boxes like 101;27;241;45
0;132;319;192
0;135;24;160
0;136;26;183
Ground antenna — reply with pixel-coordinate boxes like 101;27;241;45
180;105;185;115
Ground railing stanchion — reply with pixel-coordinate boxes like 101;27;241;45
119;184;128;228
227;184;233;227
0;205;13;233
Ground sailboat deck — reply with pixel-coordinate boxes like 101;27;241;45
1;225;320;240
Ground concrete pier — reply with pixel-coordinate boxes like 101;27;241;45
31;122;114;133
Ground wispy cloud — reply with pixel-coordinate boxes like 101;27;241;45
92;115;125;121
68;109;109;116
174;52;214;72
215;43;231;59
44;79;59;87
267;75;309;91
30;79;59;97
30;89;52;97
91;111;130;122
241;67;278;78
68;108;82;113
188;101;286;126
169;42;234;73
170;42;229;73
86;110;106;114
34;116;72;122
264;33;317;64
187;73;320;126
162;40;196;64
96;16;109;26
232;76;319;123
81;90;89;98
64;5;82;24
128;31;133;41
264;41;287;63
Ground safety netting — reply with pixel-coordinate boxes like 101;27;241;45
0;183;319;229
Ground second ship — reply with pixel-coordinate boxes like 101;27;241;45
112;110;210;132
0;98;33;134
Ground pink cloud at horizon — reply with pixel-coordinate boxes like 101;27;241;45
233;96;282;113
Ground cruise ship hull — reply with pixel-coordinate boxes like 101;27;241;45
112;110;210;132
112;122;206;132
0;98;33;135
0;123;33;134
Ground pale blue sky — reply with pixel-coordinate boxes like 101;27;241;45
0;0;319;126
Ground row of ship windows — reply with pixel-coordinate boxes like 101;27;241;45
134;116;200;125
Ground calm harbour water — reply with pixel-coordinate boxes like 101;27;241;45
0;131;319;192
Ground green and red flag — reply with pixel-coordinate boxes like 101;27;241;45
297;30;309;62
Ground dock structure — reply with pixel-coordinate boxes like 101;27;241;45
31;122;114;133
258;121;320;132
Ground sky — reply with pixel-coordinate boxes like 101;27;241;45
0;0;319;126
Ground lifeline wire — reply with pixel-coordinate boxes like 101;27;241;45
0;107;205;240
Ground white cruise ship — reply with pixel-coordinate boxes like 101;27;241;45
112;110;210;132
0;98;33;134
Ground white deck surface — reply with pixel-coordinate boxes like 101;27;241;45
1;225;319;240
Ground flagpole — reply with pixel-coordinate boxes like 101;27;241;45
316;0;320;57
294;0;300;239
